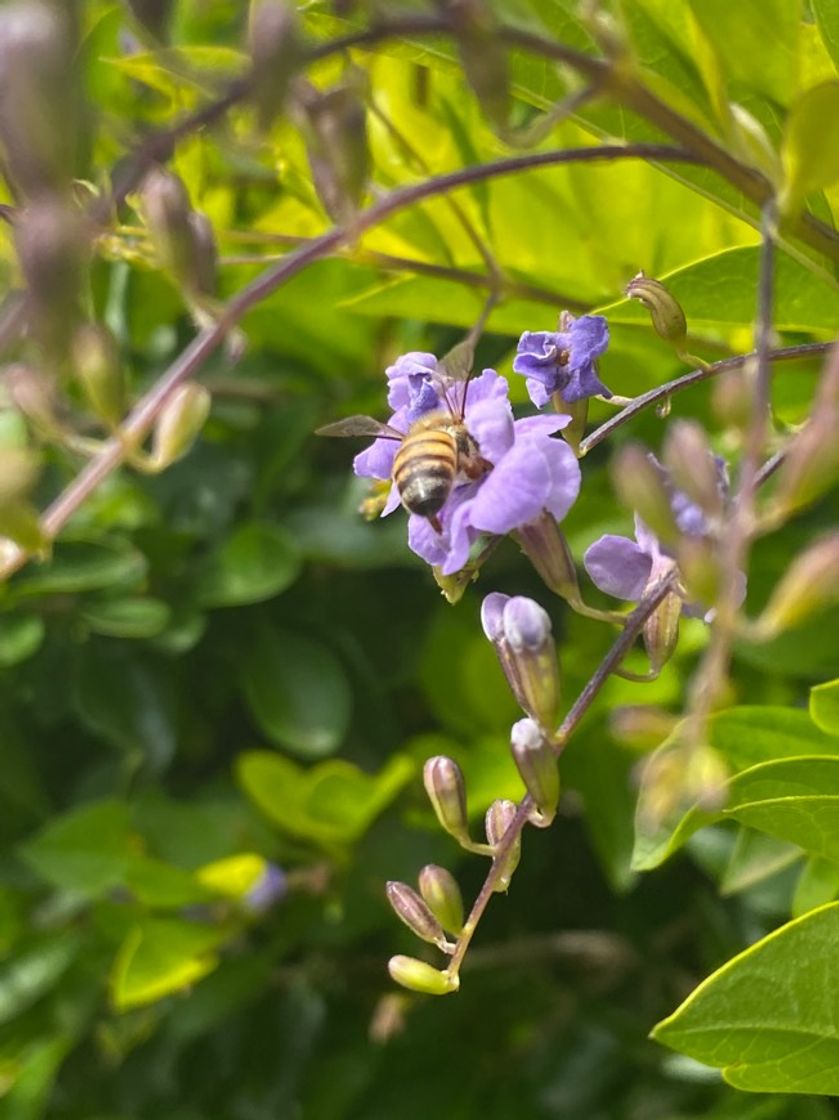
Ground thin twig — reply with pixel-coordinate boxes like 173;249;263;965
0;142;697;581
579;341;831;456
444;570;678;982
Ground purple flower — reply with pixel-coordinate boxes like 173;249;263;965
244;863;288;914
408;400;581;575
513;314;611;407
352;356;581;574
584;456;742;618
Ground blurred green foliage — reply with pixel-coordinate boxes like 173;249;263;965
0;1;838;1117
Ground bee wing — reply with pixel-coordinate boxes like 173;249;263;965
435;338;477;420
315;415;404;441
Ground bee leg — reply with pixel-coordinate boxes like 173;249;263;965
427;514;443;534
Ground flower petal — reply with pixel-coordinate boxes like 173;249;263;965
469;440;552;534
541;438;581;522
466;398;514;463
584;534;653;600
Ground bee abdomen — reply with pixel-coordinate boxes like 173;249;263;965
393;432;457;518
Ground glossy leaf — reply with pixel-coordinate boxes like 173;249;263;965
196;522;302;608
80;596;171;638
240;624;352;759
0;613;45;667
110;918;223;1011
20;800;134;896
236;750;414;846
810;677;839;735
653;903;839;1093
781;81;839;216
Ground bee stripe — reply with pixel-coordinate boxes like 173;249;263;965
394;454;455;481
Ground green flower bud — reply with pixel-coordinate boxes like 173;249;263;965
611;444;679;546
484;798;520;892
0;1;78;196
0;446;40;506
625;272;688;356
298;82;369;224
72;324;126;427
5;364;60;438
248;1;301;129
423;756;470;846
186;211;217;297
418;865;464;936
481;594;560;729
0;500;45;552
675;535;721;609
642;590;682;673
149;383;211;471
609;705;678;750
141;167;210;292
386;881;448;949
387;955;458;996
438;0;509;132
15;197;85;355
663;421;723;521
769;413;839;520
510;718;559;825
756;534;839;636
515;513;581;604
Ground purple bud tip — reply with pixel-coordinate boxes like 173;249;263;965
244;863;288;913
480;592;509;642
502;596;552;650
510;717;543;752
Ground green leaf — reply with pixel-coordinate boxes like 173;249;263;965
110;918;222;1011
0;613;44;667
236;750;414;846
793;857;839;917
686;0;800;104
722;756;839;863
710;707;839;770
653;902;839;1093
813;0;839;74
9;538;147;600
0;934;81;1025
20;799;133;896
720;829;803;896
123;857;214;908
634;708;839;870
80;597;171;638
781;81;839;216
196;522;302;608
598;245;839;333
810;678;839;735
74;644;178;774
240;624;352;759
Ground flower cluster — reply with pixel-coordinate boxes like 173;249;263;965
353;313;612;576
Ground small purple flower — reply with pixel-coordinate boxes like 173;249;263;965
584;456;742;618
244;863;288;914
513;314;611;407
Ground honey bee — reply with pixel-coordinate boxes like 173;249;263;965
316;365;490;533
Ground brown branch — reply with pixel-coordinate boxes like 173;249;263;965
579;341;832;455
0;142;697;581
